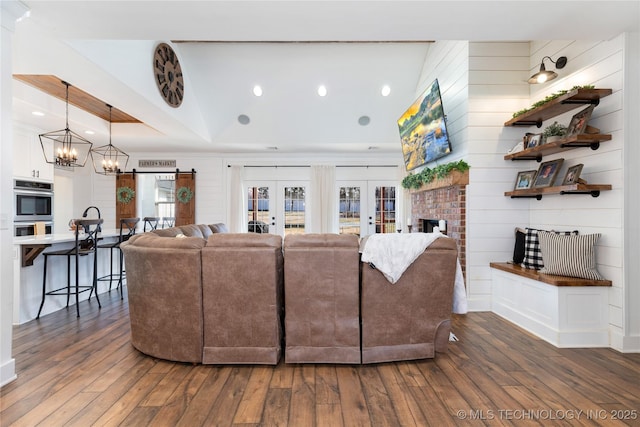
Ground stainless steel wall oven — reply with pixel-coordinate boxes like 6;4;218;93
14;180;54;233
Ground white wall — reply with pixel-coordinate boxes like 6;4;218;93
526;37;627;349
1;0;29;388
63;152;401;234
622;32;640;352
464;42;532;311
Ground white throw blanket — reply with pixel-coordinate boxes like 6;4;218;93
361;232;468;314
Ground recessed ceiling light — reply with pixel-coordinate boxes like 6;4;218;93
381;85;391;97
31;111;45;116
253;85;263;97
358;116;371;126
238;114;251;125
85;130;95;135
317;85;327;97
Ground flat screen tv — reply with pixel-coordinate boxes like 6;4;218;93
397;78;452;171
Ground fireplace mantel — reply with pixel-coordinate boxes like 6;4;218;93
409;170;469;193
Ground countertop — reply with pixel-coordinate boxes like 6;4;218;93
14;229;122;245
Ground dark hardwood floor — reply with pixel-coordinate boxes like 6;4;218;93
2;291;640;426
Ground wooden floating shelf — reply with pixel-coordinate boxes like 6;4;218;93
408;170;469;193
504;133;612;161
504;88;613;127
505;183;612;199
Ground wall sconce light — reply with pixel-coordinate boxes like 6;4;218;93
528;56;568;84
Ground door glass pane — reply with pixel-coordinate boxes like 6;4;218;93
284;186;305;235
247;186;270;233
155;176;175;220
339;186;361;236
375;186;397;233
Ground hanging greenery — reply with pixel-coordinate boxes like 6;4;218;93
401;160;470;190
512;85;595;118
116;186;135;204
176;186;194;204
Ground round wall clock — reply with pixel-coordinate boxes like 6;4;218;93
153;43;184;107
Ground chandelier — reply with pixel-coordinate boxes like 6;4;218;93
90;104;129;175
39;81;93;169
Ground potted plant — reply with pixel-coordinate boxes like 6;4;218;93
542;121;567;143
401;160;470;190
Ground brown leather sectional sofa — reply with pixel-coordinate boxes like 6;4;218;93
121;224;459;365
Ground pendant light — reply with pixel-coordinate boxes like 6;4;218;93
39;80;93;169
90;104;129;175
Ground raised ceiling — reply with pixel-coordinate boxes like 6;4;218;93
10;1;640;155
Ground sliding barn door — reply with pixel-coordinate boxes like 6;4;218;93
174;172;196;226
115;173;136;227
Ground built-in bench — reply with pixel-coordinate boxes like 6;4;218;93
489;262;612;348
489;262;612;287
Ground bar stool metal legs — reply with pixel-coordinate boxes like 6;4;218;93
36;219;103;319
96;218;139;300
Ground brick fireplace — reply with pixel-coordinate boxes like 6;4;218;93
409;171;467;277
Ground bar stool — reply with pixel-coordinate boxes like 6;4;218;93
161;216;175;228
37;218;103;319
143;216;160;232
96;217;139;299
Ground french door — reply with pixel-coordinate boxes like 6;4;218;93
337;181;398;237
246;181;308;236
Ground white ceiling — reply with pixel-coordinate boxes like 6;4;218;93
10;1;640;155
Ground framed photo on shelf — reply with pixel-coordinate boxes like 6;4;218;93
514;170;537;190
526;133;543;149
562;163;584;185
566;105;594;137
532;158;564;188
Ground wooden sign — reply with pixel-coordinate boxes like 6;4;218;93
138;160;176;168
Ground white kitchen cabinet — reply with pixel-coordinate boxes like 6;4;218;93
13;126;54;182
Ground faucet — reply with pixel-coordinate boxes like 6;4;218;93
82;206;102;233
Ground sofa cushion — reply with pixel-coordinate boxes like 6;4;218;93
126;232;206;249
151;227;182;237
285;233;359;248
207;232;281;248
177;224;205;237
209;223;229;233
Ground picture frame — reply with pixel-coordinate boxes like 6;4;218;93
566;105;594;137
514;170;538;190
532;158;564;188
526;133;543;149
562;163;584;185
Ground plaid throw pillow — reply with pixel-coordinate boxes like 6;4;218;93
522;228;578;270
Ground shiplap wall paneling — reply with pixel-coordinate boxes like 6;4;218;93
465;42;530;311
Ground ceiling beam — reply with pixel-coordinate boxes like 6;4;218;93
13;74;141;124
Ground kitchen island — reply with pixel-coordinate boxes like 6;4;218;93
13;229;122;324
